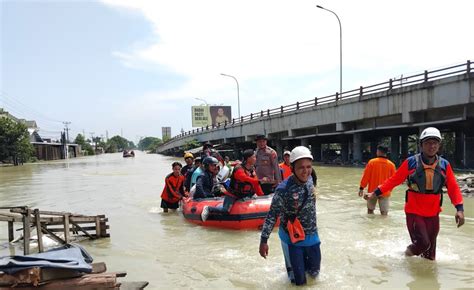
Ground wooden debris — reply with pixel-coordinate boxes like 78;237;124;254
0;263;147;289
0;207;110;255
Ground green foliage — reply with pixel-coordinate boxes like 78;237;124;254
0;117;34;165
138;137;162;151
183;139;200;151
105;135;135;153
162;135;171;142
74;134;95;155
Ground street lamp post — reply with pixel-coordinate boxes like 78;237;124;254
316;5;342;97
220;73;240;118
194;97;209;106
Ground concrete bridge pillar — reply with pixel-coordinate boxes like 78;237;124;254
466;135;474;169
301;138;309;147
455;131;465;168
273;139;283;158
370;141;378;159
341;142;349;163
390;135;400;165
401;135;409;160
353;134;362;162
311;140;322;162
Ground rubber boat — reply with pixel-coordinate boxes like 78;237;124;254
181;194;277;230
123;150;135;158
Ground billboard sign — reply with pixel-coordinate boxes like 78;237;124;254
161;127;171;139
191;106;211;127
210;106;232;126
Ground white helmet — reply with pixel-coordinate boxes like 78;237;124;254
289;146;313;164
420;127;442;142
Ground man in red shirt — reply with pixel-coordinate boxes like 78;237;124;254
201;149;264;221
365;127;465;260
358;145;396;215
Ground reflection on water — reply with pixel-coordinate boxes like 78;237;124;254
0;152;472;290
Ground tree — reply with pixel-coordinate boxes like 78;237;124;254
74;134;94;155
138;137;162;151
183;139;200;151
0;117;34;165
106;135;134;153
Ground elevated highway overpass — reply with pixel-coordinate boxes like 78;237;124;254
158;61;474;168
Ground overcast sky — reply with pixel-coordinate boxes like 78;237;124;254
1;0;473;143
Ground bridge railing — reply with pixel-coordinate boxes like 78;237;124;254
167;60;472;144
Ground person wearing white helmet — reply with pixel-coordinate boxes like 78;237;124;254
365;127;465;260
259;146;321;286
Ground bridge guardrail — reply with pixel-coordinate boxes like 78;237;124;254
167;60;472;143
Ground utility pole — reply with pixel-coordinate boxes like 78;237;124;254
89;132;96;153
63;121;71;143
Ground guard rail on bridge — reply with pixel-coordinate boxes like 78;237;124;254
166;60;472;143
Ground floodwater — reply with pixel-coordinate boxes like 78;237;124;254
0;151;473;290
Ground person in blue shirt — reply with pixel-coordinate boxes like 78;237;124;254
193;157;220;199
259;146;321;286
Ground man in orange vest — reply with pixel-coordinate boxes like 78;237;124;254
358;145;396;215
279;150;292;180
365;127;464;260
160;162;185;213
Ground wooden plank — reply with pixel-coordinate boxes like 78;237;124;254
40;226;66;245
0;216;22;222
34;209;44;253
91;262;107;274
70;222;95;239
95;217;101;238
19;273;119;289
0;267;41;287
8;221;14;242
120;281;149;290
23;208;31;255
39;268;83;281
46;225;110;233
64;213;71;243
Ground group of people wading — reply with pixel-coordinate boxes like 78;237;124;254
160;127;465;286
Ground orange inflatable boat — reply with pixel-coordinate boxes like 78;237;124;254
182;195;278;230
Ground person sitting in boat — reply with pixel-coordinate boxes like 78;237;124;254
160;162;185;213
201;142;224;165
184;156;202;193
193;157;221;199
201;149;264;222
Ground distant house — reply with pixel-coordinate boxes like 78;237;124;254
0;108;80;160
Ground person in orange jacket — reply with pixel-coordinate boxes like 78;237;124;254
365;127;465;260
201;149;264;221
358;145;396;215
279;150;292;180
160;162;185;213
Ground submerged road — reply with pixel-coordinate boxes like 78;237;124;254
0;151;472;289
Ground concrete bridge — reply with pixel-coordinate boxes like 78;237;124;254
158;61;474;168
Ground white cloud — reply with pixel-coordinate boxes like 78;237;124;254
101;0;473;136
